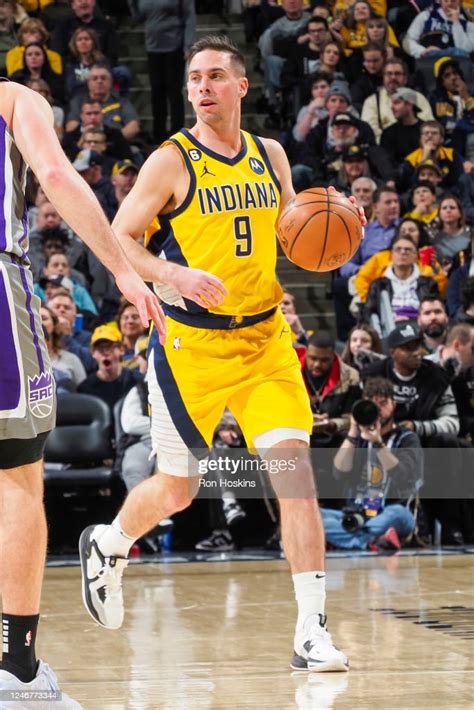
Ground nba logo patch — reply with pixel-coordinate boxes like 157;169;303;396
28;371;54;418
249;157;265;175
173;337;181;350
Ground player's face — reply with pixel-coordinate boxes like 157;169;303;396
306;345;335;377
187;50;248;123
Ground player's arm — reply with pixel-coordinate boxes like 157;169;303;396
10;84;165;337
112;146;227;308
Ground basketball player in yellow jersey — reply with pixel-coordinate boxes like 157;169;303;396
80;35;362;672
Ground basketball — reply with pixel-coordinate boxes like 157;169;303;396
276;188;363;272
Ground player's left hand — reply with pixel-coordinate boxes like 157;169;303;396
327;185;367;237
116;271;167;344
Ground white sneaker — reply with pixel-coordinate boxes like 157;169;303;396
79;524;128;630
0;660;82;709
292;614;349;672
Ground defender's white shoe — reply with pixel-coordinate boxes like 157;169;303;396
0;660;82;709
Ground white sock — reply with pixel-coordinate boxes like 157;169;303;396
292;571;326;631
97;516;136;558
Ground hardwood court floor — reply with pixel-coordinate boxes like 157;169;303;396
38;553;473;710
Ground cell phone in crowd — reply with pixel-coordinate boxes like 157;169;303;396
74;313;84;332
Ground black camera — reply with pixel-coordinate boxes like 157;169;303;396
352;399;379;427
342;504;367;532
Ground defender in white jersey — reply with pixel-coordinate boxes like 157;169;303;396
0;80;165;707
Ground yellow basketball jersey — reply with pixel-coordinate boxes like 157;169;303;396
145;129;283;317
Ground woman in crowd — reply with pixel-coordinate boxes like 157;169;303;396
40;305;86;391
292;71;332;142
117;301;147;369
354;218;447;303
6;16;62;76
340;1;398;56
364;234;439;321
10;42;64;103
65;26;107;99
334;145;373;196
433;195;471;273
311;40;346;81
340;323;383;371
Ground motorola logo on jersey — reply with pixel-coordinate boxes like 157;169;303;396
188;149;202;161
249;157;265;175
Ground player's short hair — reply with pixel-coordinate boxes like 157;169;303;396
363;377;394;400
446;323;473;347
187;35;246;77
308;331;335;350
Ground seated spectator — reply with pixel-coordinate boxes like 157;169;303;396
354;219;447;304
364;16;400;59
51;0;118;66
404;181;439;225
417;296;450;353
351;176;377;222
35;252;98;317
73;148;117;221
310;39;346;81
349;42;386;111
62;98;133;162
454;275;474;325
340;1;398;57
322;376;419;551
430;57;474;159
447;234;474;317
29;210;85;283
291;71;331;143
334;144;376;197
280;289;310;347
64;25;106;99
398;120;464;191
76;126;116;174
109;159;139;214
258;0;311;120
47;291;95;372
116;300;146;368
413;159;445;198
340;323;383;372
361;58;434;143
26;77;64;138
402;0;474;60
6;16;62;77
66;63;140;141
380;87;422;166
301;331;361;447
40;304;86;389
10;42;65;103
78;323;143;413
0;0;18;75
433;194;471;272
364;234;439;322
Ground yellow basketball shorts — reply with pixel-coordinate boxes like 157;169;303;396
147;308;313;476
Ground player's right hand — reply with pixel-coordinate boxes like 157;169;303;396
170;266;228;309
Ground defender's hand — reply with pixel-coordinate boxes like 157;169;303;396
116;272;167;344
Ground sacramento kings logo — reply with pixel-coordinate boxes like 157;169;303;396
28;371;54;418
249;157;265;175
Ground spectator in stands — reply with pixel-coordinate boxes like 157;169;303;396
66;63;140;141
430;57;474;159
398;120;464;191
78;323;143;412
64;26;106;99
29;208;85;282
258;0;311;119
364;16;400;59
418;296;450;353
458;165;474;223
380;87;422;166
6;16;62;77
433;194;470;271
26;77;64;138
364;234;439;323
47;291;95;372
341;1;398;56
10;42;64;103
128;0;196;146
361;58;433;143
322;376;419;551
51;0;118;65
354;219;447;306
414;159;445;198
77;126;116;174
301;331;361;447
40;304;86;389
404;181;439;225
341;323;383;372
109;159;139;215
403;0;474;60
349;42;386;111
310;39;346;81
291;71;331;142
282;17;332;107
351;176;377;222
116;300;146;368
62;98;133;161
334;144;377;197
36;252;98;317
0;0;18;74
280;289;309;347
447;234;473;317
72;148;116;221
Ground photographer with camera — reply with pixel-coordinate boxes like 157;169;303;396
320;377;421;551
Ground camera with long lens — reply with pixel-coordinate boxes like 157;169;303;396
351;399;380;427
342;504;367;532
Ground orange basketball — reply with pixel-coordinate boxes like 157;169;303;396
276;188;363;272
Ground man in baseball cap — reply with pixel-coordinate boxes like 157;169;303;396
386;322;423;350
111;160;139;212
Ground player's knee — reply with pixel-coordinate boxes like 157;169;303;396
160;476;197;513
